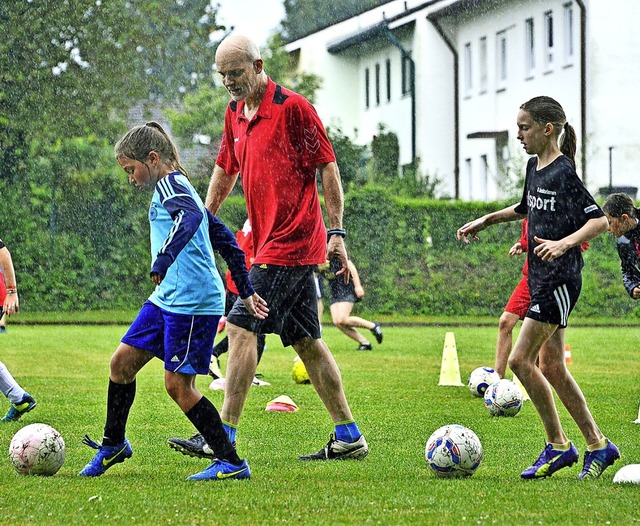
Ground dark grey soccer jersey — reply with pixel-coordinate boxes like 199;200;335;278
514;155;604;286
616;223;640;297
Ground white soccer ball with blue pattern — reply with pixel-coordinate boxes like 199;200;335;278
483;379;523;417
467;366;500;397
9;423;66;476
425;424;483;477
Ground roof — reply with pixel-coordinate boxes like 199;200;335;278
326;0;443;54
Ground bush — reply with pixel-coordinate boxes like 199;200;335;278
342;186;637;318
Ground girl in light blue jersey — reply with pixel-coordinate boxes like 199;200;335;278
79;122;268;482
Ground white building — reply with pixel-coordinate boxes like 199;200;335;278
285;0;639;200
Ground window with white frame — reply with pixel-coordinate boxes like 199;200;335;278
401;51;412;96
464;42;472;96
365;67;370;109
544;10;554;70
525;18;535;77
465;158;472;198
563;3;574;65
480;154;489;200
496;30;508;90
375;62;380;106
479;36;488;93
385;58;391;102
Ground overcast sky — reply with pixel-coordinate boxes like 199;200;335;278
216;0;286;46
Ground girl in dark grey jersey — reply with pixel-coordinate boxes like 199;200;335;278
457;96;619;480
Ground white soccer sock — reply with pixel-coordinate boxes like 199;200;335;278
0;361;26;404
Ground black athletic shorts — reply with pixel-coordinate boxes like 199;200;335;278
526;277;581;329
227;264;321;347
329;275;358;305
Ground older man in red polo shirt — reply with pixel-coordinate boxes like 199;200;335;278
168;34;368;467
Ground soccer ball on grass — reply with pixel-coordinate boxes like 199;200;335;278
292;356;311;384
9;423;66;476
483;379;523;417
425;424;483;477
467;366;500;397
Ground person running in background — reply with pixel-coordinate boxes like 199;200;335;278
322;256;382;351
78;122;267;482
457;96;619;480
170;34;368;463
0;238;37;422
495;218;588;378
208;219;269;389
601;192;640;423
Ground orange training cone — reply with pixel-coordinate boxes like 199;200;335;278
565;344;573;365
438;332;464;386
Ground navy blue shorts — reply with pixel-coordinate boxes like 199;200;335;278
227;265;321;347
122;301;219;375
526;278;581;329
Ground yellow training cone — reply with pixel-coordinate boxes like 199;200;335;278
438;332;464;386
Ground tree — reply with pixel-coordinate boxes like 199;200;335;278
282;0;394;42
0;0;219;179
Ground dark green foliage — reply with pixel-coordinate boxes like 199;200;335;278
282;0;395;42
0;138;150;312
370;124;400;182
0;0;217;179
327;126;368;189
342;187;638;319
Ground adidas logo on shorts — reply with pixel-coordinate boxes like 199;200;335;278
530;304;541;313
171;356;180;363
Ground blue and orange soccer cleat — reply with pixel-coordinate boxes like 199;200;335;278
78;435;133;477
578;440;620;479
186;458;251;481
2;393;37;422
521;442;579;479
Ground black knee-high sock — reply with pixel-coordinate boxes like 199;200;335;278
212;337;228;359
102;379;136;446
186;396;241;465
257;334;266;363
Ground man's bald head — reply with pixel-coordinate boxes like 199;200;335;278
215;35;261;65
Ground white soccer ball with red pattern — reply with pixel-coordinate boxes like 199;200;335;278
9;423;66;476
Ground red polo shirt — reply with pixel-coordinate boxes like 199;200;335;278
216;78;335;266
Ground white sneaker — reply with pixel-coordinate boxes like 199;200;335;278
251;376;271;387
208;378;226;391
208;357;223;379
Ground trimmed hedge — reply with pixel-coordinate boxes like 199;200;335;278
216;187;639;320
4;167;637;319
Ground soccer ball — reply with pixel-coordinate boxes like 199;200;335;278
467;366;500;397
9;423;66;476
292;356;311;384
425;424;483;477
483;379;523;417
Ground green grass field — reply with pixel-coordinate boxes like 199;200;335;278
0;323;638;525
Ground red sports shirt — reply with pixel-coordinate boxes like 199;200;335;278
226;221;253;296
216;78;335;266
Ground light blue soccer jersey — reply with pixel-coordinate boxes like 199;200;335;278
147;172;224;315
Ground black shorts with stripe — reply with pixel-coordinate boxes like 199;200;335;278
227;264;321;347
526;277;581;328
